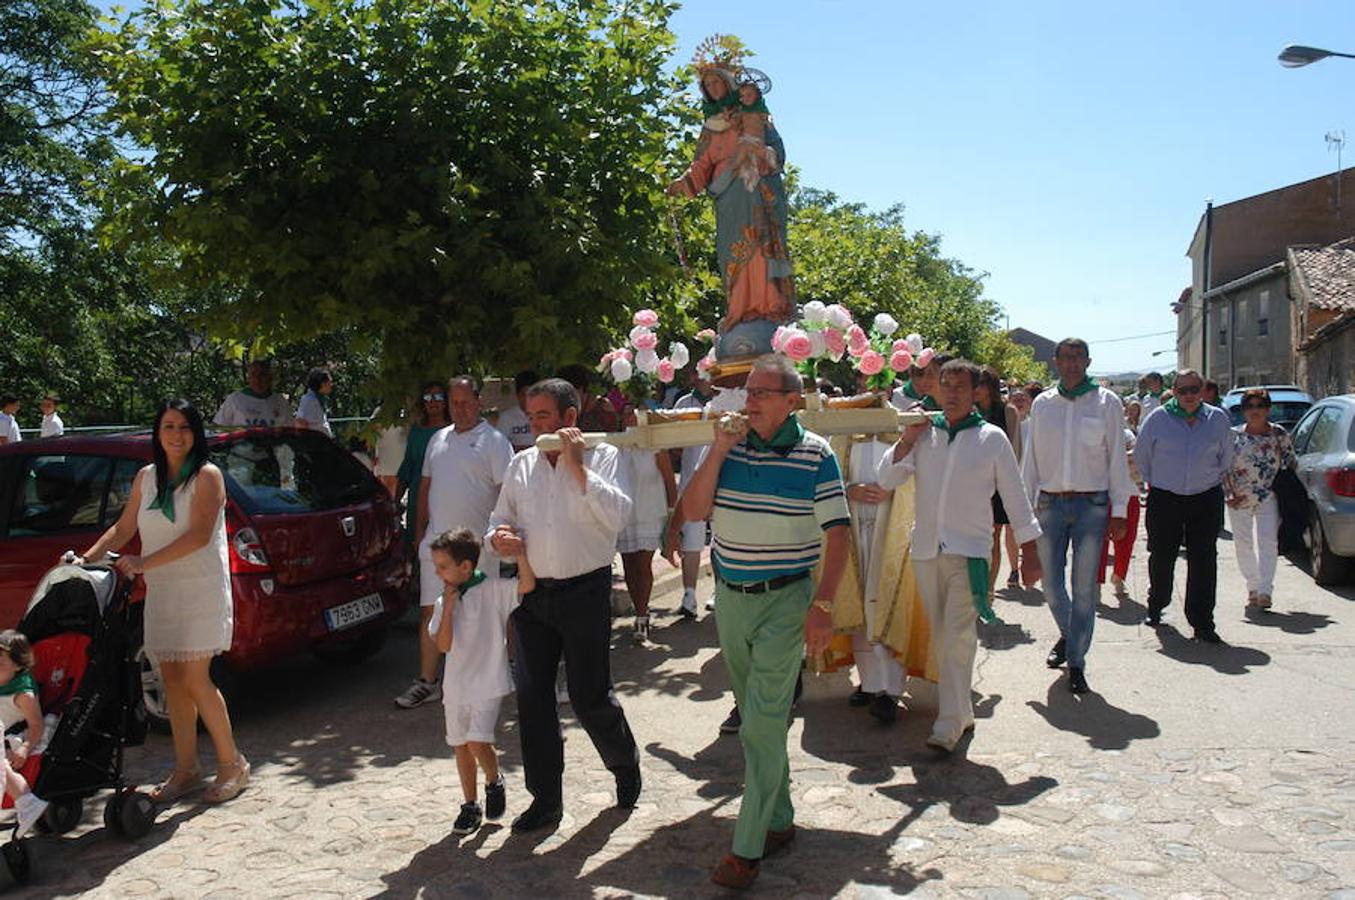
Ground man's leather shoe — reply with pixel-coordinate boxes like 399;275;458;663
615;767;642;808
848;689;871;708
711;854;760;890
869;693;898;724
1068;666;1089;694
510;800;563;833
1195;629;1223;644
1046;638;1067;669
1143;611;1162;627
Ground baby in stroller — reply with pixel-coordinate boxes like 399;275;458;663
0;630;48;837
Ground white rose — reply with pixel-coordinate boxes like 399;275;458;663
802;300;828;324
826;304;854;330
906;332;924;354
611;357;633;382
808;330;827;359
629;324;653;347
636;347;660;374
874;313;899;336
669;342;690;369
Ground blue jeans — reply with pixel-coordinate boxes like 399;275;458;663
1035;491;1110;669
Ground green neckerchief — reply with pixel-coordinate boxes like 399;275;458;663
149;458;204;523
930;410;986;443
1147;389;1163;399
902;380;921;401
460;569;487;594
740;96;769;114
701;92;739;118
747;413;805;453
1163;397;1198;421
240;386;268;399
0;670;36;698
966;558;1001;625
1057;376;1096;400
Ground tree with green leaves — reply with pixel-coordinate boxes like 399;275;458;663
93;0;689;408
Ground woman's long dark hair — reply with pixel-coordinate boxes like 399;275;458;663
417;380;448;427
152;398;209;501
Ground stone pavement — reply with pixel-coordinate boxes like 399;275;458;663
4;531;1355;899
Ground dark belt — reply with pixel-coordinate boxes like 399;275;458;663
1041;490;1104;498
717;571;810;595
533;566;610;591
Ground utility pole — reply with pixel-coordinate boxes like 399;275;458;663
1328;130;1347;211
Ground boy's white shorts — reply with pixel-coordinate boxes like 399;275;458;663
445;696;503;746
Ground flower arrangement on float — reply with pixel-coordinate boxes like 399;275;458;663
597;309;692;404
770;302;932;396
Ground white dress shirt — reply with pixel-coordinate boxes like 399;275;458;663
488;443;633;579
1021;386;1134;517
40;412;64;438
877;421;1040;561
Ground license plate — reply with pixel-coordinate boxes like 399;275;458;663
324;593;384;631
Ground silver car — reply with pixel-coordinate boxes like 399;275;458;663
1292;395;1355;584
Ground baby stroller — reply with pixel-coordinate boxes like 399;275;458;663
3;563;153;884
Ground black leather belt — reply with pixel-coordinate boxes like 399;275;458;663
533;566;609;590
718;571;810;595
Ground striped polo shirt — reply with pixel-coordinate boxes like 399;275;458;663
711;414;850;583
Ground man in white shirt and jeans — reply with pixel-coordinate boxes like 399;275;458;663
396;376;514;710
488;377;640;833
1021;338;1133;695
878;359;1042;753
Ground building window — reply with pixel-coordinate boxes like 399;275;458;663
1219;328;1227;346
1258;318;1269;336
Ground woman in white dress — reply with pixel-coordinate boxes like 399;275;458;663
80;399;248;804
617;406;676;643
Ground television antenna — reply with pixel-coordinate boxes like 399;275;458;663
1328;129;1346;210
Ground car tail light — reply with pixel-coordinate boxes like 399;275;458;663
1326;467;1355;498
229;525;272;573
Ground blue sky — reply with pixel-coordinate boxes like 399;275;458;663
669;0;1355;374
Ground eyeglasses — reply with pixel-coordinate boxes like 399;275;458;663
1241;402;1270;410
1174;385;1201;395
745;388;794;401
422;392;447;402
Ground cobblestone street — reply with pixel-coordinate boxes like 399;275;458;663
4;534;1355;899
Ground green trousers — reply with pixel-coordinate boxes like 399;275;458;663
714;574;812;859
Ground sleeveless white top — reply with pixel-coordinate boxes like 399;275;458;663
136;466;233;662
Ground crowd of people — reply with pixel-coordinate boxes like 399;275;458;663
4;342;1301;886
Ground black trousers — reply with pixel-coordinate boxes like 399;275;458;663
1146;486;1223;633
509;567;638;805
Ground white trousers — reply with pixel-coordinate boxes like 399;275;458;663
851;631;904;695
913;554;978;743
1229;495;1278;596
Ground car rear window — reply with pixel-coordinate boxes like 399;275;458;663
213;432;376;515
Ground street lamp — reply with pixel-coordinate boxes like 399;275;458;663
1278;44;1355;68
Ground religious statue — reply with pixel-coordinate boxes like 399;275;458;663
667;35;794;369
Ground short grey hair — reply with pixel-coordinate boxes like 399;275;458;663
750;354;803;393
447;375;479;396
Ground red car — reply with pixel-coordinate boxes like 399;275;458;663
0;428;408;724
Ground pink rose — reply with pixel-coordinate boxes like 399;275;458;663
616;347;633;361
771;325;788;353
890;349;913;372
917;348;935;369
823;327;846;358
657;359;676;383
696;328;717;342
858;350;885;376
599;350;615;367
697;352;715;371
847;324;869;355
633;309;659;327
891;339;910;354
633;330;658;351
782;331;814;362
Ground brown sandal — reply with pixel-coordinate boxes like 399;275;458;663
202;756;250;804
149;769;203;805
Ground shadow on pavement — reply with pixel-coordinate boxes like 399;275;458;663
1243;606;1334;634
877;744;1059;830
1150;625;1271;674
645;736;744;801
1096;594;1146;626
1024;680;1161;751
995;584;1045;608
1283;551;1355;602
978;619;1034;651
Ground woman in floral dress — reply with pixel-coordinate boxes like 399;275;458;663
1222;389;1297;610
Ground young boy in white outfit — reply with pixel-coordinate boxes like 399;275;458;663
428;527;534;834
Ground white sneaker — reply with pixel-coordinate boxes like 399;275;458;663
15;792;47;838
705;595;717;612
394;678;442;709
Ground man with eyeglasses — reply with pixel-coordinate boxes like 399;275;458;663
1135;369;1234;643
674;354;850;889
396;375;514;709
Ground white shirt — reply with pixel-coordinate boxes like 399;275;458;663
1021;386;1134;517
877;420;1040;560
493;405;534;452
40;412;63;438
1139;393;1162;419
421;422;513;553
428;576;519;704
213;391;294;427
674;392;710;490
488;443;633;579
374;425;408;477
296;390;331;436
0;412;21;443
